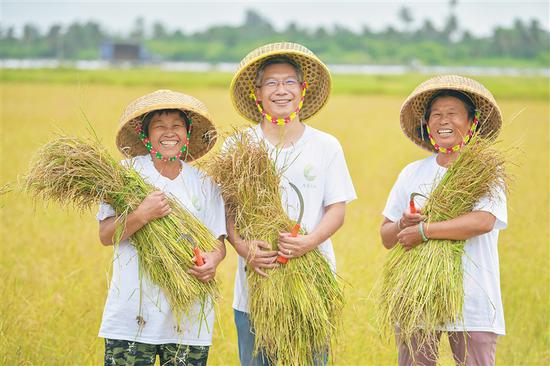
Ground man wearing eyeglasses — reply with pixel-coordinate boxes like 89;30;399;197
226;42;356;365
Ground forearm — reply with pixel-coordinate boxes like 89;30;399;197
212;237;227;262
308;202;345;248
99;209;148;246
380;219;400;249
426;211;496;241
226;216;248;257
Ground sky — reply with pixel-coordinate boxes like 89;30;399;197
2;0;549;37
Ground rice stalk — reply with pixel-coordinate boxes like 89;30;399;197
23;135;220;322
0;182;13;200
204;130;344;366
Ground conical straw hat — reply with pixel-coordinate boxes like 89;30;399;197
230;42;331;123
116;89;217;162
400;74;502;152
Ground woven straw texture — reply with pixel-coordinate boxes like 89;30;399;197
400;75;502;152
116;89;217;162
230;42;331;123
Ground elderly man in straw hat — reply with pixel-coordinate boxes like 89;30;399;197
226;42;356;365
380;75;507;365
97;90;226;365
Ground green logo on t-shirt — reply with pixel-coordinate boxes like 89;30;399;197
192;196;202;211
304;164;317;182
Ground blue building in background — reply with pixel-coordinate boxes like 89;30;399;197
100;42;149;64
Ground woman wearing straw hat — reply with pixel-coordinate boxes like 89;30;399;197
380;75;507;365
227;42;356;365
97;90;226;365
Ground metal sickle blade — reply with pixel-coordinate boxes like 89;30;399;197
288;181;304;225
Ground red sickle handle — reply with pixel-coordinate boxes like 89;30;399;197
409;199;417;214
193;247;204;266
277;223;300;264
290;223;301;237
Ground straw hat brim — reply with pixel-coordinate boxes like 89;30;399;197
230;42;331;123
115;90;217;162
400;75;502;153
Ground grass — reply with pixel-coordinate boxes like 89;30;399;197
0;72;548;365
1;68;549;100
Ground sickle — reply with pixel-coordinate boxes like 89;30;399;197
409;192;428;214
277;182;304;264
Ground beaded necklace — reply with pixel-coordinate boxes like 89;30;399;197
135;119;192;162
249;82;308;125
426;112;479;154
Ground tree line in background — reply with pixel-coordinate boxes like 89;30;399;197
1;8;548;67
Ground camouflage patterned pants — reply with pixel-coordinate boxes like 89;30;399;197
104;338;209;366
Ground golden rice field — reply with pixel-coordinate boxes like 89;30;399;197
1;71;548;365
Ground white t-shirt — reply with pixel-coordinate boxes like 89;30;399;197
229;124;357;313
382;154;507;335
96;154;226;345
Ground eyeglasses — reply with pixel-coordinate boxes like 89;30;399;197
258;78;301;91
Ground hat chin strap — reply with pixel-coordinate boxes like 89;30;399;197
135;122;192;162
249;82;308;125
426;112;479;154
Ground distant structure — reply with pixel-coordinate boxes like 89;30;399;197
100;42;149;65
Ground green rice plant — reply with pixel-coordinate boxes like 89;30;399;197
378;135;508;355
23;135;220;323
204;131;344;366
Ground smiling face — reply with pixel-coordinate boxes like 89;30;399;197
426;96;473;149
255;63;303;121
147;110;188;158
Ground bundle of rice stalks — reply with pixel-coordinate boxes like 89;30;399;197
378;135;508;352
204;131;344;365
24;135;220;322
